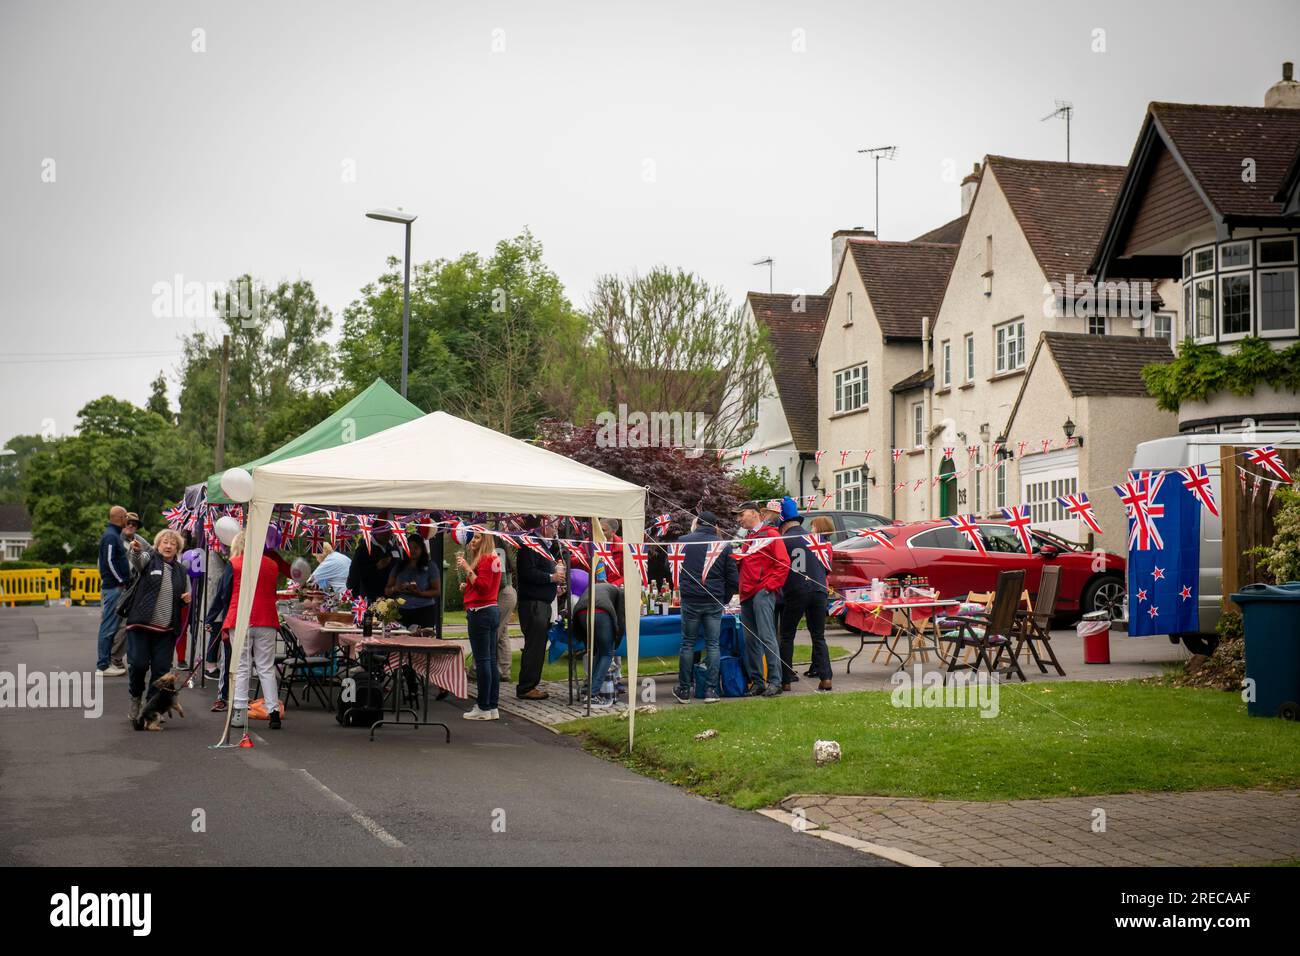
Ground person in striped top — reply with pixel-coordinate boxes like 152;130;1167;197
457;529;503;720
124;529;191;724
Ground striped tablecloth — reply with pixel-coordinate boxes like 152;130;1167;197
337;633;468;701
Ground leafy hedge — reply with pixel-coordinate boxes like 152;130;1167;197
1143;337;1300;412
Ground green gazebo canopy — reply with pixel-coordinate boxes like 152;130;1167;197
204;378;425;504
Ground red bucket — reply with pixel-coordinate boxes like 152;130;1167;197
1078;617;1111;664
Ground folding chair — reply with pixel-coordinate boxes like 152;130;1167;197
277;623;335;709
1011;565;1066;676
939;570;1027;682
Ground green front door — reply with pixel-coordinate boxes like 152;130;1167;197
938;458;956;517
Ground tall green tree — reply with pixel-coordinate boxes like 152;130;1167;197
0;434;46;505
176;276;335;465
337;230;588;436
22;397;204;561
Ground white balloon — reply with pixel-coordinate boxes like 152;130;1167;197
290;557;312;583
214;515;241;546
220;467;254;502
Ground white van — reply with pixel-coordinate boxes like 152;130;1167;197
1131;429;1300;654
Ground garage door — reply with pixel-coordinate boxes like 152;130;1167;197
1019;450;1079;541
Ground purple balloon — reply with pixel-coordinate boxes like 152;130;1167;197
569;568;589;599
263;523;282;551
181;548;205;577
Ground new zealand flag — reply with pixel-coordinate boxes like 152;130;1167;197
1126;471;1201;637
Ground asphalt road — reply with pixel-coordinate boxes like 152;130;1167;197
0;607;881;867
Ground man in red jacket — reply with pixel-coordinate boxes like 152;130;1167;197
735;500;789;696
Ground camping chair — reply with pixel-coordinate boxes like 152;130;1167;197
1010;565;1066;676
938;570;1027;682
277;623;335;709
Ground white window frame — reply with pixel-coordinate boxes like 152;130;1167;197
1193;276;1216;343
964;333;975;382
1192;245;1215;277
940;340;951;388
911;402;924;448
1258;266;1299;339
994;318;1025;374
835;467;864;512
1152;311;1175;350
833;362;868;414
1218;271;1253;342
995;457;1007;508
1258;236;1298;267
1218;239;1252;272
973;447;983;513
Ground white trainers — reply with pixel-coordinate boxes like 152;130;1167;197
103;665;127;677
488;709;500;720
229;708;246;728
463;706;494;720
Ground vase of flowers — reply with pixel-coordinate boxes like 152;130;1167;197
370;597;402;636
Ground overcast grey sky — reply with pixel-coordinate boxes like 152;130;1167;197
2;0;1296;447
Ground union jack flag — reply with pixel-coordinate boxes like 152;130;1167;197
942;447;954;461
946;514;987;555
827;598;846;617
805;533;834;570
1247;445;1292;482
1180;464;1219;517
966;444;980;461
356;513;375;550
1016;440;1027;459
1058;492;1102;535
892;448;905;463
517;534;555;562
740;449;751;467
999;504;1034;554
853;527;895;550
563;540;590;570
163;504;186;529
322;510;342;546
304;523;326;551
839;450;851;466
814;450;826;464
653;513;672;537
352;597;368;627
1115;472;1166;551
593;539;616;574
393;531;411;558
666;543;686;590
863;449;874;465
1040;439;1052;454
628;543;649;582
287;503;305;539
702;540;726;581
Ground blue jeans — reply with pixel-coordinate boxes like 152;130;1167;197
127;627;176;700
97;586;121;670
576;612;616;700
741;589;781;690
677;603;721;699
467;606;501;710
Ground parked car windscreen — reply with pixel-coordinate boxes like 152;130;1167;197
906;526;971;550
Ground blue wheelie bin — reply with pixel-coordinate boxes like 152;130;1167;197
1230;581;1300;720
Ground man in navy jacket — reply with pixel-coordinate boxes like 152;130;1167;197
778;498;832;692
96;505;131;675
672;511;738;703
515;516;564;700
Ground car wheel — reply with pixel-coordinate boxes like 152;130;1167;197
1082;575;1126;622
1180;633;1220;657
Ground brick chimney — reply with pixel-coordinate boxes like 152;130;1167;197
961;162;982;216
832;228;874;283
1266;61;1300;108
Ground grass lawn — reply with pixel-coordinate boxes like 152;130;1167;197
559;681;1300;809
501;643;845;684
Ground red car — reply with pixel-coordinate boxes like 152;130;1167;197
828;519;1127;621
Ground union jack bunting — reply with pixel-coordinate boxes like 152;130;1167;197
653;513;672;537
740;449;751;467
946;513;987;555
1180;464;1219;517
1239;467;1248;495
892;448;905;462
287;503;306;539
1115;472;1166;551
853;527;895;549
863;449;874;465
666;543;686;589
304;524;326;551
999;504;1034;553
517;534;555;561
1016;440;1027;459
356;513;375;550
894;482;907;493
702;540;726;581
393;532;411;558
805;533;834;570
628;543;649;582
827;598;846;617
966;444;979;461
322;511;343;547
163;504;186;529
1252;474;1262;502
991;441;1003;458
1040;438;1052;454
1247;445;1292;482
912;478;925;491
942;447;954;461
815;450;826;464
352;597;368;627
820;493;833;507
563;540;590;570
839;450;851;466
1058;493;1102;534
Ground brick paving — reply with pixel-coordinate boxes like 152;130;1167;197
779;789;1300;866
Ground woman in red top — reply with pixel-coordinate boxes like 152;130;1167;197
457;529;503;720
225;530;292;730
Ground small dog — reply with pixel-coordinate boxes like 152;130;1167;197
134;672;185;731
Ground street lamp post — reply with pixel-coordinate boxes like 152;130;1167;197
365;207;419;398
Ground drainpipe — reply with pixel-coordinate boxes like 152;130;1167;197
889;389;896;519
922;316;933;520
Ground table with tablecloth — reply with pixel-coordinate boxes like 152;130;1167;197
547;612;743;662
337;631;468;701
832;597;960;672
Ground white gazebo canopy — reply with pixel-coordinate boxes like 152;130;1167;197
224;411;647;747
